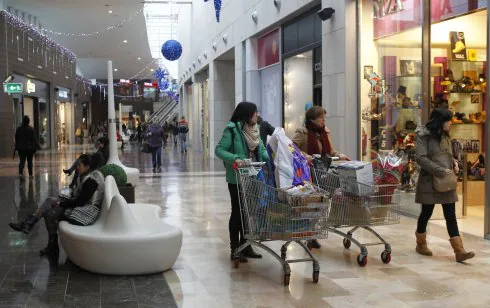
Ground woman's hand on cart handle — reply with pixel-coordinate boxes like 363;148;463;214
338;154;350;161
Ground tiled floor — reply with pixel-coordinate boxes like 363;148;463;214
2;143;490;307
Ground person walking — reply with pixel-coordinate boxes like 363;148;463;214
215;102;269;263
292;106;349;249
172;121;179;148
15;116;39;181
146;122;165;173
257;114;275;147
178;117;189;153
414;108;474;262
9;153;105;261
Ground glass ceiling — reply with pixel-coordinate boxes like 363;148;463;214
144;1;182;80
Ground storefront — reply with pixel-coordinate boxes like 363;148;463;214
357;0;488;236
10;74;51;149
54;87;73;145
282;7;323;137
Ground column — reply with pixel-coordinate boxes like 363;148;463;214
245;38;261;109
235;43;245;104
321;0;358;158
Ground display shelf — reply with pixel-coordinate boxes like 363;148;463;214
451;123;485;126
449;92;483;94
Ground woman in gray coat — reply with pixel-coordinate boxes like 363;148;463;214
415;108;474;262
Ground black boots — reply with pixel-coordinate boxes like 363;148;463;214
230;242;248;263
9;215;38;235
40;234;59;259
307;239;322;250
242;245;262;259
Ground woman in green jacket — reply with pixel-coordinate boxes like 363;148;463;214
215;102;269;263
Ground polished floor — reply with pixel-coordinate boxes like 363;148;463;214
2;143;490;307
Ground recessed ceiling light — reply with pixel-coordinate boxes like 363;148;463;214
123;40;128;43
114;68;118;72
137;57;141;60
150;69;154;72
109;10;113;14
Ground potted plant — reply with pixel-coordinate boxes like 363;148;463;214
100;164;135;203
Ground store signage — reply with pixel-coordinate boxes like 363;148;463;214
144;82;153;87
120;79;131;84
3;83;23;93
26;80;36;93
314;63;322;72
258;28;280;69
372;0;404;19
59;90;68;98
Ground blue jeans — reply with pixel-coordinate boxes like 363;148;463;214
151;146;162;169
179;133;187;152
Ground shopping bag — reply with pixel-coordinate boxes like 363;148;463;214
267;128;311;189
140;143;152;153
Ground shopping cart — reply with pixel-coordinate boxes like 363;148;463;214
234;162;330;286
311;165;401;267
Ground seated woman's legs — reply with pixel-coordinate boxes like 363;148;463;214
63;160;78;175
9;197;58;234
40;206;66;257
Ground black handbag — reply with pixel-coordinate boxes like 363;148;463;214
140;143;152;153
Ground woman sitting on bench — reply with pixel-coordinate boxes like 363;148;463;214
9;153;105;260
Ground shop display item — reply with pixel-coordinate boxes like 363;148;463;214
336;161;374;196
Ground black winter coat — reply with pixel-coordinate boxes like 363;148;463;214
15;125;38;152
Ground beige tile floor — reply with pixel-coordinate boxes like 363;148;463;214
138;169;490;308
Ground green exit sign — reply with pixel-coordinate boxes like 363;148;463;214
3;83;23;94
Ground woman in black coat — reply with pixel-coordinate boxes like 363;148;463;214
15;116;38;180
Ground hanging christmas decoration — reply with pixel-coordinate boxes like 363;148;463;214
154;67;170;91
214;0;222;22
161;40;183;61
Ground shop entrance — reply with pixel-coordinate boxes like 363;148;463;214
55;102;73;145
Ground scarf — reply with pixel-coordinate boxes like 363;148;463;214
242;123;260;152
305;122;331;156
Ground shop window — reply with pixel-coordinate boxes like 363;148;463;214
282;7;322;55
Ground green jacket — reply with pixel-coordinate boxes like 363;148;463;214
215;121;269;184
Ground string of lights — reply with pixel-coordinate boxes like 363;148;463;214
1;10;76;61
42;8;144;37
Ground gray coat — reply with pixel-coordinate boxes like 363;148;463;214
415;127;458;205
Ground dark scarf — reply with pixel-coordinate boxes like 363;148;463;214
305;122;331;156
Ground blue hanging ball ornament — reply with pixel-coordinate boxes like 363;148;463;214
214;0;222;22
161;40;183;61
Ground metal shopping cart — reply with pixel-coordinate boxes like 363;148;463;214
311;165;401;267
234;162;330;286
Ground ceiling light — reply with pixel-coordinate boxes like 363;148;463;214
114;68;118;72
123;40;128;43
137;57;141;60
150;69;154;72
296;54;305;58
108;10;113;14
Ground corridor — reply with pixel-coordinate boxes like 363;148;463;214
1;144;490;307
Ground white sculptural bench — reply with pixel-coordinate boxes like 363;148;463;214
59;175;183;275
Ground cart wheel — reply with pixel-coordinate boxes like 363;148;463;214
357;254;368;267
312;271;320;283
283;274;291;286
343;238;351;249
233;258;240;269
381;251;392;264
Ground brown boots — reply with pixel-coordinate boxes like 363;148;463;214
449;236;475;262
415;232;433;256
416;232;475;262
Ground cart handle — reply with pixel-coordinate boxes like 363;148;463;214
232;160;266;171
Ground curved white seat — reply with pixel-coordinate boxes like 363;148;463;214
121;165;139;186
59;176;182;275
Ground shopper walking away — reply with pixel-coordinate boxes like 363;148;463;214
146;122;165;173
178;117;189;153
15;116;39;181
257;114;275;147
9;153;104;261
292;106;350;249
172;121;179;148
414;108;474;262
215;102;269;263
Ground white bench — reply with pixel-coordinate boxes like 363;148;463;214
59;175;182;275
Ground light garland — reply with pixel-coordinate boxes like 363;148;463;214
1;10;76;61
42;8;144;37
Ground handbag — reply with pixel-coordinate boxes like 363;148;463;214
140;142;152;153
431;151;457;192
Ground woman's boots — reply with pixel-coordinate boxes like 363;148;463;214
230;242;248;263
416;232;475;262
415;232;433;256
449;236;475;262
9;215;38;235
39;234;59;259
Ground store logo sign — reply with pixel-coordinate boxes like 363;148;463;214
373;0;404;19
59;90;68;98
26;80;36;93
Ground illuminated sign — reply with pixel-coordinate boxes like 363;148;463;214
144;82;153;87
3;83;23;93
59;90;68;98
26;79;36;93
120;79;131;84
373;0;404;19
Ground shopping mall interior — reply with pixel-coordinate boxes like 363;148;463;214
2;0;490;307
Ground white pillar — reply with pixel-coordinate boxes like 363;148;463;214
119;103;123;136
106;60;140;186
0;0;6;10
